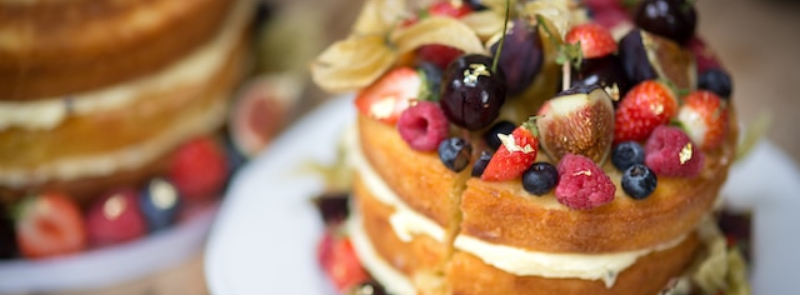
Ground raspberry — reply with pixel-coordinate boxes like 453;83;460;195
555;154;616;210
169;137;229;201
645;125;705;178
397;101;449;152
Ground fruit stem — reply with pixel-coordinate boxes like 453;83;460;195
562;63;571;91
491;0;511;73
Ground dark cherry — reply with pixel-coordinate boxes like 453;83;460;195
0;204;17;259
618;29;658;86
348;280;389;295
571;55;632;103
698;67;732;99
489;19;543;96
634;0;697;45
312;192;350;224
440;54;506;130
464;0;488;11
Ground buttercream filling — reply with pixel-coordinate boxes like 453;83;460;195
0;0;251;131
344;124;688;288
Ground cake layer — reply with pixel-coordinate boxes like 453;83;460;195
357;113;737;253
0;0;232;100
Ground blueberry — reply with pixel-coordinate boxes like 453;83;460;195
417;62;443;102
522;162;559;196
484;121;516;150
612;141;646;171
698;68;732;99
438;137;472;172
471;150;493;177
621;164;657;199
138;178;181;232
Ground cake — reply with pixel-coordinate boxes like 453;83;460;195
311;0;749;295
0;0;253;259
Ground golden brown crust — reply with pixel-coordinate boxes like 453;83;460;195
446;233;700;295
0;0;232;100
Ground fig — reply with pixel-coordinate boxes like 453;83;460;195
489;19;544;96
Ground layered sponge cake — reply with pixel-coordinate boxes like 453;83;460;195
0;0;252;205
312;0;748;295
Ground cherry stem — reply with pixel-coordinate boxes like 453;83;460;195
491;0;511;73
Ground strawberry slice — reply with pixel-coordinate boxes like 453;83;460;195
614;80;678;143
355;67;422;124
318;230;368;292
15;193;87;259
565;23;618;59
678;90;729;150
481;119;539;181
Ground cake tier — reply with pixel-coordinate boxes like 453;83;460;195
0;0;251;204
0;0;232;100
357;112;737;253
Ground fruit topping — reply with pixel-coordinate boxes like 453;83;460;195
614;80;679;143
355;67;424;124
571;55;632;102
229;75;298;158
698;68;733;99
565;23;617;59
537;84;615;163
346;280;389;295
428;0;473;18
439;137;473;172
138;178;181;232
170;137;229;202
0;204;16;259
481;119;539;181
15;193;86;259
398;101;450;152
318;231;368;292
619;29;696;90
522;162;559;196
678;90;730;151
313;193;351;225
484;120;516;150
86;189;147;247
417;62;444;102
611;141;646;171
554;154;616;210
489;19;544;96
687;37;722;74
440;54;507;130
471;150;493;177
621;164;658;199
645;125;705;178
633;0;697;45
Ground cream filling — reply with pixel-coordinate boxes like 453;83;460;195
0;0;251;131
344;124;688;288
347;206;417;295
0;97;226;187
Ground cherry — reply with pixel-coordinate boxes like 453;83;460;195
634;0;697;45
440;54;506;130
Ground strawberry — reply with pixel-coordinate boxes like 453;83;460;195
413;1;473;69
318;230;368;292
677;90;729;150
481;119;539;181
16;193;87;259
565;23;618;59
86;189;147;247
614;80;679;143
169;136;229;202
355;67;423;124
427;1;473;18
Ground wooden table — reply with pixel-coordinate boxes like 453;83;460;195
22;0;800;294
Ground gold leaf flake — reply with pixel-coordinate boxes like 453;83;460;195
391;16;486;55
679;143;694;165
311;35;397;93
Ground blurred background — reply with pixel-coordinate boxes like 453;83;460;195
1;0;798;294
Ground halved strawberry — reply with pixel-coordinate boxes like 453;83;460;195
678;90;729;150
318;230;368;292
15;193;87;259
481;119;539;181
614;80;679;143
565;23;618;59
355;67;423;124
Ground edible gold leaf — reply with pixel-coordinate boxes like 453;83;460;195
460;10;505;41
311;35;397;92
391;16;486;55
525;0;572;39
352;0;408;36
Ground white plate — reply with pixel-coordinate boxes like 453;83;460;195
205;96;800;295
0;203;218;292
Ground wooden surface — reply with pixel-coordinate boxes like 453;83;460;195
12;0;800;294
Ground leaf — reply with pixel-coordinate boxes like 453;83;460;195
352;0;409;36
311;35;398;93
524;0;572;39
391;16;486;55
460;10;505;41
